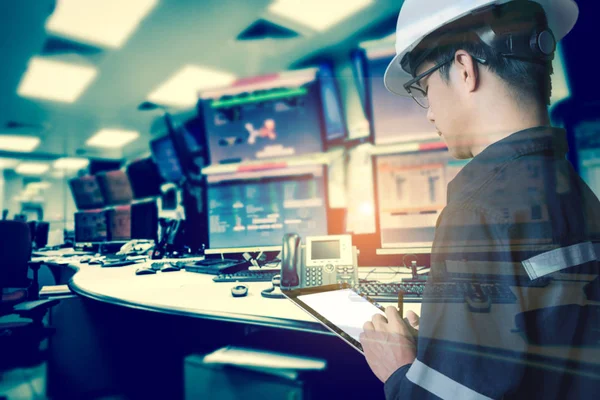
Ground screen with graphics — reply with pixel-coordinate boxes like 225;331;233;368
375;150;469;251
96;170;134;206
69;176;106;210
318;63;347;143
201;83;324;165
150;135;184;183
207;166;328;249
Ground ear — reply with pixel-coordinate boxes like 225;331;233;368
454;50;479;93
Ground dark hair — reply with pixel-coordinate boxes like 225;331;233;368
411;1;554;106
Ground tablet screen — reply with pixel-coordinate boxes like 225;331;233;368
296;288;385;351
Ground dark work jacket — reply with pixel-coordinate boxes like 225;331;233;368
385;127;600;400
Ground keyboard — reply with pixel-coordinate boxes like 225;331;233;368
213;270;279;283
150;257;206;267
184;259;249;275
357;281;517;303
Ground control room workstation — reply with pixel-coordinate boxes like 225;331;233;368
2;1;599;399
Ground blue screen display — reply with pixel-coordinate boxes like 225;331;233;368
202;83;324;165
318;64;346;143
150;135;183;183
368;57;433;145
207;166;328;249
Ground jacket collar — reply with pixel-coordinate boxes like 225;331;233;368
447;126;569;204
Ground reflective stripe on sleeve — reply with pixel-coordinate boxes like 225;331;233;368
522;242;597;280
406;360;493;400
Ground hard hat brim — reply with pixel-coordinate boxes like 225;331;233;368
383;0;579;96
384;52;412;96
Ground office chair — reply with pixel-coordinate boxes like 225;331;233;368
0;220;58;371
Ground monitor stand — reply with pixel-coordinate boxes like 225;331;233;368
402;262;428;283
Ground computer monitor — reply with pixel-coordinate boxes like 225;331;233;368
105;206;131;241
365;55;436;145
126;157;163;199
206;165;329;251
69;176;106;210
150;135;184;183
75;210;108;243
200;71;324;165
317;63;347;145
96;170;134;206
131;199;159;241
35;222;49;248
374;150;468;253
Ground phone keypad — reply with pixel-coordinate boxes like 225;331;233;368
305;266;323;287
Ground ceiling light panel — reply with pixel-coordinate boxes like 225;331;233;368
0;135;41;152
267;0;374;31
15;162;50;175
53;157;90;170
17;57;97;103
0;158;21;169
148;65;237;108
45;0;158;48
86;129;140;149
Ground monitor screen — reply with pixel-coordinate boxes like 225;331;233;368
106;206;131;241
207;165;329;249
367;57;435;145
69;176;106;210
75;210;107;242
150;135;184;183
375;150;469;251
96;170;133;206
318;64;347;144
201;83;324;165
126;157;163;199
131;199;159;241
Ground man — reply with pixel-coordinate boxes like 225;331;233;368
361;0;600;398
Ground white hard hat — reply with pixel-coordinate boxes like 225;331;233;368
384;0;579;95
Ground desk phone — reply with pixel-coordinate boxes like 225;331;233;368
281;234;358;289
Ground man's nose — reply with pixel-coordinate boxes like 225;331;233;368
427;107;435;124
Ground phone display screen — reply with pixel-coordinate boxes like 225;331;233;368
311;240;340;260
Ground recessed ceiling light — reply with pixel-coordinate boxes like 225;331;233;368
0;135;41;152
86;129;140;149
26;182;52;191
15;162;50;175
0;158;21;169
267;0;374;31
53;157;90;170
45;0;158;48
17;57;97;103
148;65;237;108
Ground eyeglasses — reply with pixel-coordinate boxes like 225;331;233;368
403;56;487;108
403;60;451;109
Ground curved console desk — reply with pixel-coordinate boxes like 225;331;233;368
51;258;599;369
67;261;333;334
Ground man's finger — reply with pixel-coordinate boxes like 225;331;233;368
385;306;403;324
383;306;412;336
372;313;388;329
363;321;375;332
406;310;420;329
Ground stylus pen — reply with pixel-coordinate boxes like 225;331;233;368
398;291;404;318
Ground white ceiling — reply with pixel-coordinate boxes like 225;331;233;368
0;0;401;166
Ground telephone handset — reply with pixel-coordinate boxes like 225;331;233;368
281;233;301;288
280;233;359;289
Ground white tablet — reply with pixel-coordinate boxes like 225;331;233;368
282;284;386;354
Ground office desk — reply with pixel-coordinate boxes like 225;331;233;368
44;257;599;399
66;261;421;334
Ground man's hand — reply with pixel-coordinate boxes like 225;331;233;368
360;307;418;383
